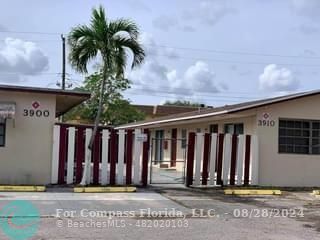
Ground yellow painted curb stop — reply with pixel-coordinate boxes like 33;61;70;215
0;186;46;192
74;186;137;193
224;189;281;195
312;190;320;195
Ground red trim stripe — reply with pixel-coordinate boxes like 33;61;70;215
58;126;67;184
75;127;85;183
230;134;238;185
93;130;101;185
171;128;177;167
216;134;225;185
202;133;210;185
109;130;117;185
244;135;251;185
141;129;150;187
186;132;196;187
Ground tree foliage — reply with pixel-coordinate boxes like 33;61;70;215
163;100;204;107
64;71;145;125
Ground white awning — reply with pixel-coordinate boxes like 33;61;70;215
0;102;15;119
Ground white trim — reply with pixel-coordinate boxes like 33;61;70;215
194;133;204;186
209;133;217;185
51;125;60;184
251;135;259;185
133;129;142;185
66;127;75;184
101;130;110;185
236;135;245;185
222;134;232;185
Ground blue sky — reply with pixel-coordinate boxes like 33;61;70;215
0;0;319;106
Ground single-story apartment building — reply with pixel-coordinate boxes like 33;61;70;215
118;90;320;187
0;85;90;185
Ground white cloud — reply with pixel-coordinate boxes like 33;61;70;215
0;38;49;82
298;23;319;35
183;0;235;26
152;15;178;31
291;0;320;19
259;64;299;92
128;60;220;97
140;32;179;59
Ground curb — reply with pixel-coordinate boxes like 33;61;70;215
74;186;137;193
224;189;281;195
0;186;46;192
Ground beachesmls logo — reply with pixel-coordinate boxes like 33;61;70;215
0;200;40;240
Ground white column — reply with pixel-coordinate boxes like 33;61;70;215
236;135;245;185
51;125;60;184
101;129;110;185
209;133;217;185
84;128;92;184
66;127;76;184
117;129;126;185
251;135;259;185
222;134;232;185
133;129;142;185
194;132;204;186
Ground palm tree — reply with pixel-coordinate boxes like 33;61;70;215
68;5;145;185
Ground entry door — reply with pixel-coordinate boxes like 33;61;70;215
155;130;164;163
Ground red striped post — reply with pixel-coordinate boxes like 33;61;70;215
229;134;238;185
202;133;210;185
141;129;150;187
75;127;85;183
58;126;67;184
216;134;225;185
126;129;134;185
109;129;117;185
171;128;177;167
186;132;196;187
244;135;251;185
92;130;101;185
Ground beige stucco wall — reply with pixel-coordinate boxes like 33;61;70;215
256;94;320;187
147;95;320;186
0;91;56;185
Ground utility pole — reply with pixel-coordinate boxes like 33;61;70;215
61;34;66;90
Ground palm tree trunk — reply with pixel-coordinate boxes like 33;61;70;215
80;67;108;186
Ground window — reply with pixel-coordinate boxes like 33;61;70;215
279;119;320;154
209;124;218;133
181;129;187;149
224;123;244;134
0;119;5;147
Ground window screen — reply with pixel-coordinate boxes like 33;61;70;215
0;120;5;147
279;119;320;154
224;123;244;134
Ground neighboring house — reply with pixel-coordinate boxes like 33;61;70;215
132;104;206;120
0;85;90;185
118;90;320;187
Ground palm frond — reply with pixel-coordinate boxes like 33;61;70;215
68;26;99;73
108;18;139;39
113;36;145;69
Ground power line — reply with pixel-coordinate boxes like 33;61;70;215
148;52;320;67
124;91;242;103
0;30;62;35
145;44;320;60
129;87;261;100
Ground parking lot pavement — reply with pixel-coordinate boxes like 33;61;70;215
0;187;319;240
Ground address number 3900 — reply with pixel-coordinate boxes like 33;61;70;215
23;109;50;118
